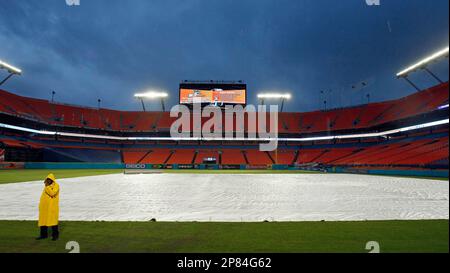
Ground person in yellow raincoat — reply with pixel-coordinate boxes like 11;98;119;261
36;173;60;241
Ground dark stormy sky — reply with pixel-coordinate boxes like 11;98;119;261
0;0;448;112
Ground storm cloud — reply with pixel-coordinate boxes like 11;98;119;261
0;0;448;111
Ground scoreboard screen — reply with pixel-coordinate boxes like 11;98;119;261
179;83;246;105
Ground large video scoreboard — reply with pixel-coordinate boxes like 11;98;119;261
179;82;247;106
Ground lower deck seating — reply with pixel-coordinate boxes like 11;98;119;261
119;136;450;167
4;132;449;167
245;150;273;165
296;149;325;164
315;148;356;164
166;150;195;164
221;150;246;165
195;150;220;164
332;137;449;166
269;150;297;165
123;151;149;164
140;149;172;164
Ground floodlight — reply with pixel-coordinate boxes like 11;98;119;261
134;91;169;99
0;60;22;75
396;46;449;78
257;93;292;99
134;90;169;112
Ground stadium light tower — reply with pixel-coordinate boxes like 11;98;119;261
257;93;292;112
0;59;22;86
136;96;146;112
396;46;449;91
134;91;169;112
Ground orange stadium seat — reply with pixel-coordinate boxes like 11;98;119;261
166;149;195;164
1;82;448;133
123;151;150;164
221;150;246;165
245;150;273;165
269;150;297;165
296;149;325;164
195;150;220;164
139;149;172;164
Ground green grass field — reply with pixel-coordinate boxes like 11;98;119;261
0;169;448;253
0;169;123;184
0;169;447;185
0;220;447;253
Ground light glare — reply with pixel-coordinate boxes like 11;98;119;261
396;46;449;77
257;93;292;100
134;91;169;99
0;119;447;142
0;60;22;75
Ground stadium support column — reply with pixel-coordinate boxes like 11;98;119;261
161;98;166;112
140;98;147;112
280;98;285;113
424;68;444;84
402;76;421;92
0;73;14;86
320;90;324;109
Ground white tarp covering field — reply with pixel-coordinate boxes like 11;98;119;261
0;173;448;222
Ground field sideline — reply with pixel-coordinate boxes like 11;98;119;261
0;169;124;184
0;169;320;184
0;169;448;253
0;169;447;184
0;220;447;253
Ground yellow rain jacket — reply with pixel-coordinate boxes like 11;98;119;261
38;174;60;227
